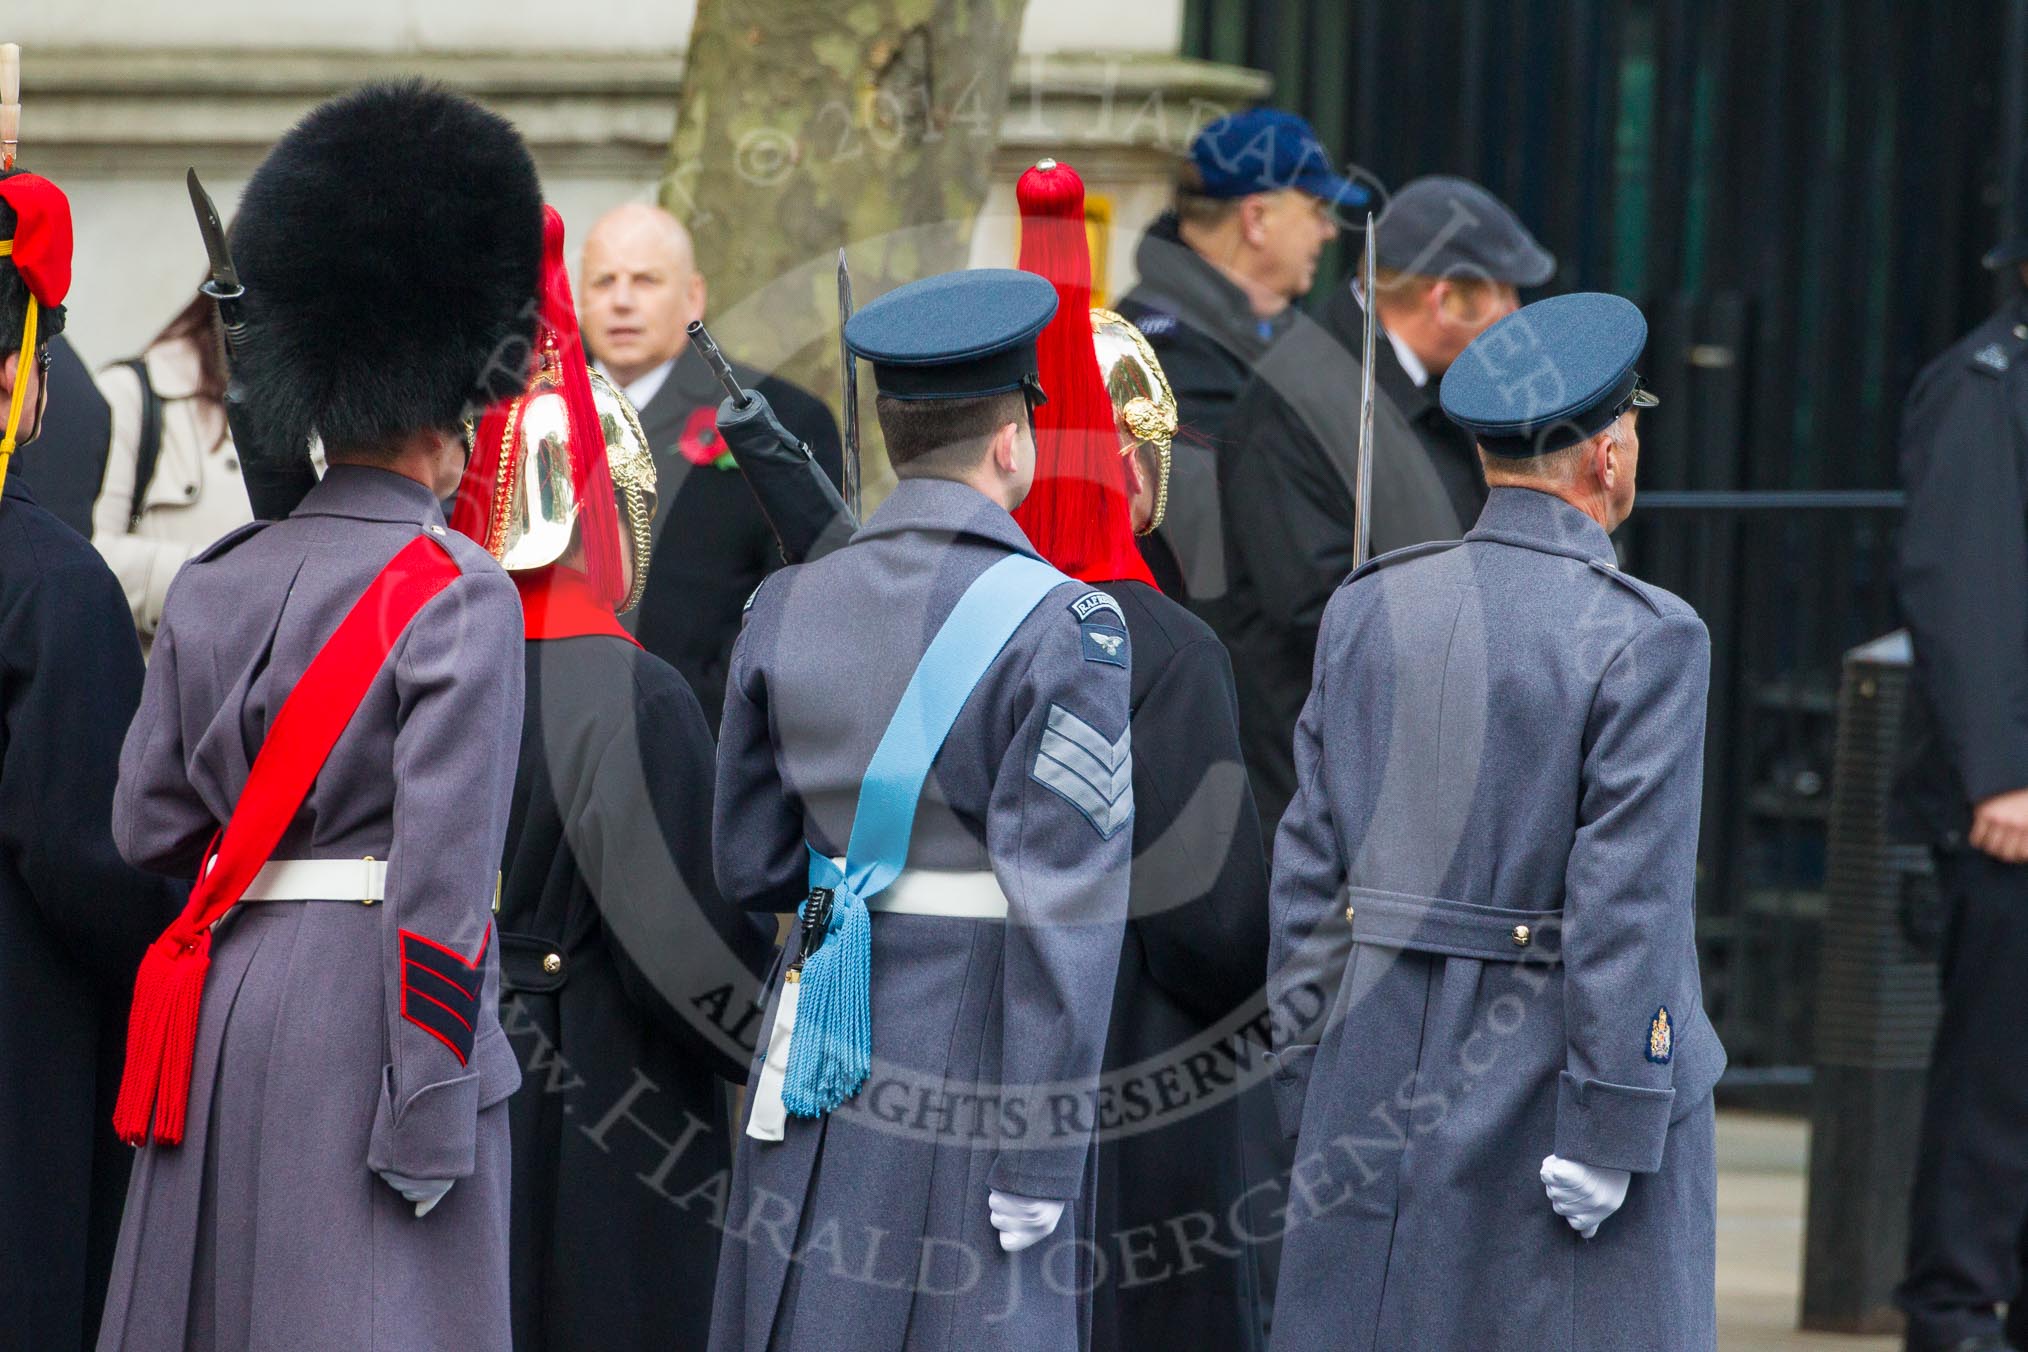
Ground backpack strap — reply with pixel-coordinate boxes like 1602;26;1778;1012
117;356;163;530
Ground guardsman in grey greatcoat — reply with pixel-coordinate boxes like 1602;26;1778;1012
97;83;541;1350
708;269;1133;1351
1265;293;1726;1351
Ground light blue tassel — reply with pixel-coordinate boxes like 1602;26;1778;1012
780;887;872;1117
771;556;1071;1122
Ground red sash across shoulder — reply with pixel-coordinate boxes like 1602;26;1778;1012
112;533;462;1147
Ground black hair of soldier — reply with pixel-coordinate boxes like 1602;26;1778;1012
877;390;1032;477
0;168;68;356
226;79;542;465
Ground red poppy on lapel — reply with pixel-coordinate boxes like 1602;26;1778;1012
677;405;723;467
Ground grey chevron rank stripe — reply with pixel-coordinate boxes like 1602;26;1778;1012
1032;703;1134;839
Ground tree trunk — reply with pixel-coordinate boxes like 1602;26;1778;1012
664;0;1031;505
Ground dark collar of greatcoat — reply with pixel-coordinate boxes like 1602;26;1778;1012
1465;484;1617;565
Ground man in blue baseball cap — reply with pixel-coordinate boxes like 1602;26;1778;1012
1114;107;1370;604
1266;291;1721;1351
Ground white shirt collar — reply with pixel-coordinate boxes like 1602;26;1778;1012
1383;323;1430;388
596;357;676;411
1347;279;1431;389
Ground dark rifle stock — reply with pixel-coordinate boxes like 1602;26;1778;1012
687;319;856;563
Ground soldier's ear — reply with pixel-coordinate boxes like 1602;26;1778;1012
989;419;1024;477
1595;429;1619;492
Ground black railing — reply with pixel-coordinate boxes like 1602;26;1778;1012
1621;496;1901;1074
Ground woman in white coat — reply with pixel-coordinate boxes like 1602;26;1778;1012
91;291;250;648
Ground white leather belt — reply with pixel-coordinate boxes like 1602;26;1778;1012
239;857;389;904
827;859;1009;920
747;860;1010;1144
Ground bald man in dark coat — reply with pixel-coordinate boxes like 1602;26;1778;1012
578;203;841;728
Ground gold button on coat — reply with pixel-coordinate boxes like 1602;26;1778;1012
1344;905;1356;923
542;952;563;975
1512;924;1532;947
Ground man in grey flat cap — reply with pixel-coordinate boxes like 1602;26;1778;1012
1364;176;1558;524
1217;175;1554;832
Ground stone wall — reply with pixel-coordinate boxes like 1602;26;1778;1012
14;4;1265;366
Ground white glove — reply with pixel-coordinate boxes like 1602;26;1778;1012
379;1170;454;1219
1539;1155;1630;1240
987;1189;1065;1253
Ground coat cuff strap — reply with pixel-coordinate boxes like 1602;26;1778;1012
366;1063;479;1183
987;1154;1085;1202
1552;1071;1674;1174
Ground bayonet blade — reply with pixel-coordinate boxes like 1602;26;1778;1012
186;169;240;295
837;248;861;519
1353;212;1379;570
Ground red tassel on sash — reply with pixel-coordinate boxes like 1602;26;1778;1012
112;535;461;1147
112;924;213;1145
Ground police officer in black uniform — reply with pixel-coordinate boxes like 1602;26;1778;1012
1112;109;1366;603
1896;145;2028;1352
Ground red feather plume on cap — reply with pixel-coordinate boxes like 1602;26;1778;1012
450;205;627;608
1010;160;1157;590
0;172;73;309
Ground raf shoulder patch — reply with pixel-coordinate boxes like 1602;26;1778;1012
1068;590;1130;667
1645;1006;1674;1064
1973;341;2011;375
1068;589;1125;624
1082;624;1128;667
1032;703;1133;839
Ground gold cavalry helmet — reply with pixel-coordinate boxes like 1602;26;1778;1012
1089;306;1177;535
470;348;659;612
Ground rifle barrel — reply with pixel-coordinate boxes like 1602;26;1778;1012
687;320;751;408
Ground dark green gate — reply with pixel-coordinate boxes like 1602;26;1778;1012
1183;0;2028;1079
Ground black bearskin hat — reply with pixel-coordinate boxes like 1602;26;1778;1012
230;80;543;459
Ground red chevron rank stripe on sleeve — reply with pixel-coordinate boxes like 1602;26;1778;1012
399;925;489;1065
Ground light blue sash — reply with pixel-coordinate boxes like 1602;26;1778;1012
781;552;1069;1117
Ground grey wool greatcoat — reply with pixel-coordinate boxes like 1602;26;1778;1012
708;477;1133;1352
1264;487;1726;1352
97;465;526;1351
